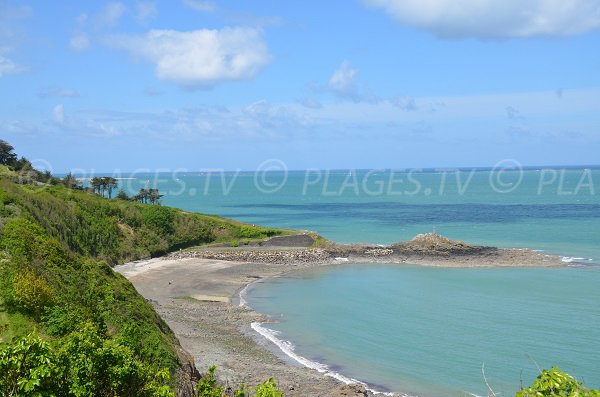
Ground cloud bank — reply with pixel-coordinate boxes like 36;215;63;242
107;28;270;88
363;0;600;38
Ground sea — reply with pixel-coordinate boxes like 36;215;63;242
113;167;599;397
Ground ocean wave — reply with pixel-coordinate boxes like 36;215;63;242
561;256;588;263
238;283;251;307
250;322;405;396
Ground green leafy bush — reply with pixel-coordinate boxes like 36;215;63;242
254;378;284;397
12;271;53;315
196;366;284;397
196;365;224;397
143;206;175;236
0;331;61;397
515;367;600;397
237;225;278;239
0;329;176;397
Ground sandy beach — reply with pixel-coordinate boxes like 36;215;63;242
115;240;564;397
116;257;381;397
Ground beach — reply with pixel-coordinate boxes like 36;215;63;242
114;240;565;397
116;256;378;397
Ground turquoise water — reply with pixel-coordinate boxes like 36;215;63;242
246;265;600;397
117;168;600;261
114;167;600;396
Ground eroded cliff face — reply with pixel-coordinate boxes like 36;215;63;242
174;346;200;397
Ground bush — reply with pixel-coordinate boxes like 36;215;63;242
0;332;62;396
236;225;278;239
0;328;176;397
41;303;87;336
196;365;224;397
515;367;600;397
13;271;53;315
196;366;284;397
143;206;175;236
254;378;284;397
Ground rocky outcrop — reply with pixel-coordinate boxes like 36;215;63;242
165;233;563;268
173;345;200;397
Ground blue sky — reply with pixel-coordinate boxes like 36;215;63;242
1;0;600;172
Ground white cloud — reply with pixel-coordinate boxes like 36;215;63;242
136;1;158;22
96;2;126;28
70;32;90;52
107;28;271;88
0;54;26;77
53;104;65;124
183;0;216;12
328;60;359;100
363;0;600;38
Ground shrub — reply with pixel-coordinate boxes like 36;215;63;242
515;367;600;397
196;366;284;397
196;365;224;397
42;303;87;336
0;331;62;396
236;225;279;239
254;378;284;397
13;271;53;315
143;206;175;236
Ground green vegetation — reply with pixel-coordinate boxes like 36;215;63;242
515;367;599;397
0;173;289;265
196;366;283;397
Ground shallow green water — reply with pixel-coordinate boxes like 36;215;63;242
246;264;600;397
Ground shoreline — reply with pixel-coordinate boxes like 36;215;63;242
115;241;568;397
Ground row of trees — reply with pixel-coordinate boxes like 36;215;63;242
132;188;163;204
89;181;163;204
90;177;119;198
3;139;165;204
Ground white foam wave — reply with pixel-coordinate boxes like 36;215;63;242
250;322;403;396
239;283;251;307
561;256;587;263
334;257;350;262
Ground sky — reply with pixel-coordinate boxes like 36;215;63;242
1;0;600;172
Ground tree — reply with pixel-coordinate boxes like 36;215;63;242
116;189;130;200
90;177;103;196
134;188;148;203
12;157;32;172
148;189;163;204
63;172;81;189
104;177;118;199
0;139;17;166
